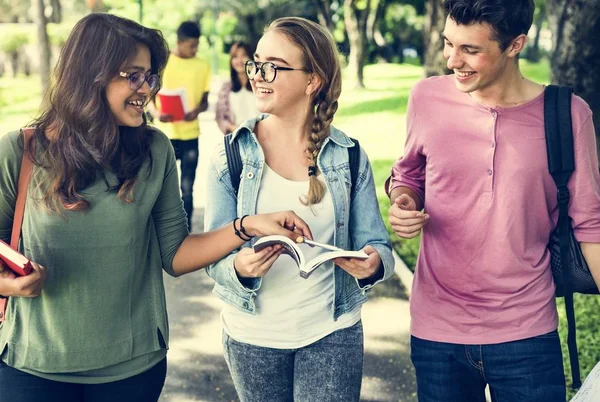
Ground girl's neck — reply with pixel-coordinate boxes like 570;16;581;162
258;114;312;146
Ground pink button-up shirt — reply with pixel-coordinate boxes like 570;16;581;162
388;75;600;344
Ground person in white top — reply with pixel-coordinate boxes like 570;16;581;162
204;17;394;402
215;41;260;134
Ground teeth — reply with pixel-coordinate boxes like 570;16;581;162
257;88;273;94
127;100;144;107
456;71;475;78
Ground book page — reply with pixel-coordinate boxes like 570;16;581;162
571;361;600;401
300;250;368;279
253;235;303;268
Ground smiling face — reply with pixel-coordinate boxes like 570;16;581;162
105;44;152;127
443;16;520;96
231;46;249;75
249;31;314;118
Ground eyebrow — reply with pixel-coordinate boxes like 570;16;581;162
125;65;152;73
442;35;484;51
254;53;291;66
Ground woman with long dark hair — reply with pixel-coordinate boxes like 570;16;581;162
0;14;310;402
215;41;260;134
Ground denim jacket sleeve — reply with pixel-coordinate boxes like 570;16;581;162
349;146;395;291
203;139;261;313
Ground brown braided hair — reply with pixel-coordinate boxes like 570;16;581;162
266;17;342;205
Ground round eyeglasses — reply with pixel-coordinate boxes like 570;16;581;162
119;71;161;93
244;60;305;83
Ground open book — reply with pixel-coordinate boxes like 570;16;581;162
253;235;368;279
157;88;189;122
571;360;600;401
0;239;33;276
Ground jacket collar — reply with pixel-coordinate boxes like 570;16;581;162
229;114;355;148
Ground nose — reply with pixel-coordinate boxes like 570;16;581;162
251;65;264;82
137;78;151;95
445;48;462;70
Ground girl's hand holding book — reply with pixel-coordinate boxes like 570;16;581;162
234;245;283;279
0;260;47;298
333;245;382;280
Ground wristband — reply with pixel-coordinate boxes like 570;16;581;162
233;217;252;241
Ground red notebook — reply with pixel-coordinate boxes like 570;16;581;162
157;88;188;122
0;239;33;276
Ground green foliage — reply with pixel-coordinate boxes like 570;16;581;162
0;25;31;54
47;22;77;47
558;295;600;399
374;4;424;64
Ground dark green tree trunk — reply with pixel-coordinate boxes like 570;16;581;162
547;0;600;162
424;0;450;77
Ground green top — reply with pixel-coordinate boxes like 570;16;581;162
0;128;188;383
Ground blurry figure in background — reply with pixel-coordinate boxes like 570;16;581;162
216;41;260;134
150;21;211;231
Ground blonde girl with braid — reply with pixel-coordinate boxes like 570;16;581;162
204;17;394;401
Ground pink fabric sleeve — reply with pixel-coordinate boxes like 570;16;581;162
569;106;600;242
385;91;426;203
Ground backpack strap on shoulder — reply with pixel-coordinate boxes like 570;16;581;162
348;137;360;201
224;133;242;196
544;84;581;389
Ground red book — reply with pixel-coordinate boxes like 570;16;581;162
157;88;189;122
0;239;33;276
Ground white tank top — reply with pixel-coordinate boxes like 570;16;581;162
221;164;361;349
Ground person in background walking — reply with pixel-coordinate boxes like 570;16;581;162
216;41;260;135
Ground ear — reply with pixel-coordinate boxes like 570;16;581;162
507;34;527;58
305;74;322;97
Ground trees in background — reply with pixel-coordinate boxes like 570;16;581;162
547;0;600;160
423;0;448;77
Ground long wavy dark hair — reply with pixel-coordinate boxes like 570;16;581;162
27;13;169;212
229;41;253;93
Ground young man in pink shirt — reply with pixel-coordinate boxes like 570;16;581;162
387;0;600;400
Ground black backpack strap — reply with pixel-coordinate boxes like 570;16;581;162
544;84;580;389
224;133;243;196
348;137;360;200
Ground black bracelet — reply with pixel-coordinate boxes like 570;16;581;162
233;217;252;241
239;215;253;240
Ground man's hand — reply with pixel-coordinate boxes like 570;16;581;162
334;245;381;280
233;245;282;278
389;194;429;238
159;114;173;123
0;260;47;298
184;109;201;121
243;211;313;241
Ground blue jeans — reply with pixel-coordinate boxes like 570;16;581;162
223;321;364;402
410;331;566;402
170;138;199;231
0;357;167;402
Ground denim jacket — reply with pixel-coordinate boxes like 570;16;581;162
204;114;394;320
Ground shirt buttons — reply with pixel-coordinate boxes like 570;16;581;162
246;172;255;179
491;141;496;148
487;169;493;176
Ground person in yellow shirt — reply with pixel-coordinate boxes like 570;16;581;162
151;21;211;231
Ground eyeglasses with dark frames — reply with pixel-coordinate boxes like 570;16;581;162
244;60;305;83
119;71;161;94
